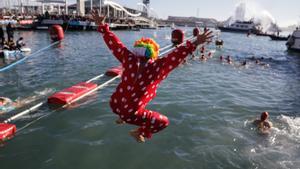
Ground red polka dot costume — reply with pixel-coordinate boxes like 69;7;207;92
98;24;196;139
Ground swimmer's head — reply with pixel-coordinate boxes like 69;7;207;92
133;37;159;61
0;97;5;105
260;111;269;121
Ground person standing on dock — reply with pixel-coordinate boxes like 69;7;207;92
0;26;4;45
6;23;14;42
92;10;213;142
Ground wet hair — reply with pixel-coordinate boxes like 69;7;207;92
19;37;23;40
260;112;269;121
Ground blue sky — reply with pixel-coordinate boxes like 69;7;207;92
72;0;299;26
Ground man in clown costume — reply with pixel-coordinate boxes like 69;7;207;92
92;11;213;142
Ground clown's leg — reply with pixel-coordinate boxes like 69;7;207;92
127;109;169;141
115;118;126;125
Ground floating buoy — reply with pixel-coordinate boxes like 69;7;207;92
215;40;224;46
48;82;98;105
20;48;31;52
193;27;200;37
105;65;123;77
171;29;184;46
0;123;16;142
49;25;64;41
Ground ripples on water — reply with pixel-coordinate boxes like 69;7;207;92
0;29;300;169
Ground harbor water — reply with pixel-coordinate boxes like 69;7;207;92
0;28;300;169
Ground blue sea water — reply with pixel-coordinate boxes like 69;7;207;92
0;27;300;169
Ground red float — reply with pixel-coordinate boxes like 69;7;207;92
105;65;123;77
49;25;64;41
193;27;200;37
48;82;98;105
0;123;16;141
171;29;184;46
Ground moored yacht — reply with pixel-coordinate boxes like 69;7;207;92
218;20;259;33
286;28;300;52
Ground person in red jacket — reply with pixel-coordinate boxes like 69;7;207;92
92;11;213;142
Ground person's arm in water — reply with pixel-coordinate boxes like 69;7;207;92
253;119;272;134
92;10;133;64
159;29;213;76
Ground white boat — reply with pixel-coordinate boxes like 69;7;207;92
286;28;300;52
20;48;31;52
3;50;22;61
218;20;259;33
2;48;31;61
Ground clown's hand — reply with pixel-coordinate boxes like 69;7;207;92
91;9;106;26
194;29;213;46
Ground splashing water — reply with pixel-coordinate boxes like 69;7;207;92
15;88;55;105
229;1;279;32
276;115;300;143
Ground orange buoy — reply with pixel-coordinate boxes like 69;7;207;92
49;25;64;41
171;29;184;46
48;82;98;105
0;123;16;142
105;65;123;77
193;27;200;37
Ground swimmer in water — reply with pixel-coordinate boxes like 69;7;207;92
200;54;207;61
0;96;41;115
253;112;273;134
0;97;19;114
219;55;224;61
241;60;247;66
255;59;270;68
226;55;233;64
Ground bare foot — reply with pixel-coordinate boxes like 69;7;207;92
115;118;125;125
129;129;145;143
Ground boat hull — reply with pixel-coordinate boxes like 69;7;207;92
218;26;259;34
269;35;289;41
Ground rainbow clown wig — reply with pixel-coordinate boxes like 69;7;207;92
133;37;160;60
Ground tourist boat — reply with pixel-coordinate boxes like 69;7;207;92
286;28;300;52
218;20;259;33
255;32;271;37
269;34;289;41
67;20;97;30
33;19;64;30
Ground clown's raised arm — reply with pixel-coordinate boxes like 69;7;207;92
158;40;196;76
97;24;133;64
159;30;213;76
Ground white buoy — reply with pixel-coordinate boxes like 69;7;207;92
20;48;32;52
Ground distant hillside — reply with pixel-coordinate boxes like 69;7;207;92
162;16;218;27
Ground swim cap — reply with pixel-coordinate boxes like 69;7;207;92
261;112;269;121
133;38;159;60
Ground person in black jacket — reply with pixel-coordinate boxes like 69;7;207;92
0;26;4;45
6;23;14;42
